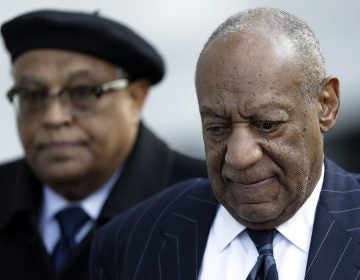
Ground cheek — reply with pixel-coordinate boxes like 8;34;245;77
270;138;310;185
204;138;227;189
84;106;136;159
306;123;323;156
81;117;117;150
269;127;322;202
17;120;37;154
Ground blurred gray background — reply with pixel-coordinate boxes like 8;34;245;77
0;0;359;172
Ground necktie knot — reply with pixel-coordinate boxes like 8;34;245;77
52;206;89;270
55;206;89;247
246;228;278;280
247;228;276;256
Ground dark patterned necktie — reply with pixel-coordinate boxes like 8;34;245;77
52;207;89;270
246;228;279;280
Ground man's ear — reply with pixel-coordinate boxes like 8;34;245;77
128;79;150;111
319;76;340;133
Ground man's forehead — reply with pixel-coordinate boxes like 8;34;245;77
199;30;297;72
197;51;306;117
199;88;296;110
196;32;303;98
13;49;116;73
14;49;114;66
12;51;119;87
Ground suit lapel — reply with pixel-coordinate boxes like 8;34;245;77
306;159;360;280
158;180;218;280
305;202;360;280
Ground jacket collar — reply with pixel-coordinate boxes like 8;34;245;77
0;159;42;230
98;123;173;225
158;179;218;279
305;158;360;279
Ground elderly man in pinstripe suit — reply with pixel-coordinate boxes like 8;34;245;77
90;7;360;280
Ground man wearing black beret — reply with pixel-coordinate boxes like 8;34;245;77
0;9;207;280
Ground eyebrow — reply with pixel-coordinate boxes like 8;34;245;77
200;103;291;121
243;103;292;116
15;76;46;87
65;70;96;84
200;107;228;119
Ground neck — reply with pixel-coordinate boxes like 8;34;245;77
46;170;117;201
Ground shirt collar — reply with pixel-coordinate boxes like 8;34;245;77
213;204;246;251
213;164;324;252
41;168;122;223
277;165;324;252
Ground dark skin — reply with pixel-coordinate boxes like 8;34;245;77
13;49;149;200
196;30;340;230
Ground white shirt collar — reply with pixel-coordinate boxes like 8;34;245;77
276;165;324;252
213;164;324;252
41;168;122;224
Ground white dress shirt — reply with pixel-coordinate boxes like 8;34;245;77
38;169;121;254
199;165;324;280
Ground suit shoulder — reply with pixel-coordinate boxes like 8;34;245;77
0;158;33;189
94;178;210;245
324;158;360;191
91;178;213;278
0;158;26;173
100;178;208;230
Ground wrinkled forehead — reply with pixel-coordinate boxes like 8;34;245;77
196;31;299;92
195;32;308;116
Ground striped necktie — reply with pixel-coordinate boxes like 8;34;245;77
52;207;89;270
246;228;279;280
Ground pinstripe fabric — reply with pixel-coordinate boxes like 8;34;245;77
90;158;360;280
90;178;218;280
305;159;360;280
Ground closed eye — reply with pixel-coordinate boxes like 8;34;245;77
205;124;231;135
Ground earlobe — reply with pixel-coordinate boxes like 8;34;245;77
319;77;340;133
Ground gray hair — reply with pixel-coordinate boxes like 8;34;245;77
116;67;130;80
196;7;326;96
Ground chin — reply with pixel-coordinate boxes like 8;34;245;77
40;169;94;200
35;162;89;183
230;202;285;227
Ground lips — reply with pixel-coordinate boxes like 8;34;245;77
36;141;87;158
224;176;275;188
221;176;279;205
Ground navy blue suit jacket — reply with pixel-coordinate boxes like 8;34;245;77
90;159;360;280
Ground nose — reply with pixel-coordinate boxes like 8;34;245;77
225;126;263;169
41;95;73;127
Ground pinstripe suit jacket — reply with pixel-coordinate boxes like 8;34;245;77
90;159;360;280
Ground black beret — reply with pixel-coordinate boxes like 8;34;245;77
1;9;165;84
